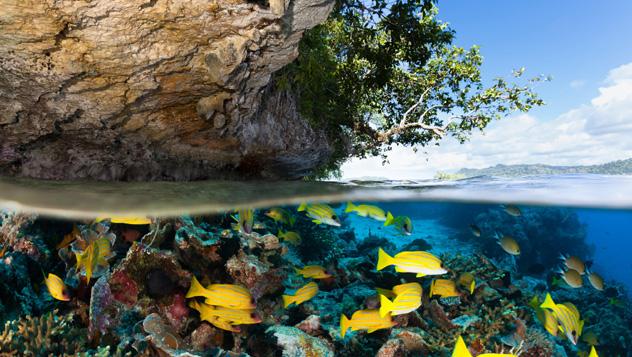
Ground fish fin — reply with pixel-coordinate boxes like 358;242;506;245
376;248;394;271
297;203;307;212
540;293;556;310
340;314;350;338
589;346;598;357
416;273;426;278
384;212;394;226
452;336;472;357
429;280;435;297
579;319;584;335
379;295;393;318
345;202;355;213
277;229;284;238
367;327;382;333
469;280;475;295
282;295;294;308
186;276;207;299
557;324;564;333
289;216;296;227
294;267;302;275
312;220;322;225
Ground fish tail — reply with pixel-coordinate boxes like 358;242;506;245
294;267;302;275
186;276;206;299
453;336;473;357
344;202;355;213
379;294;393;318
277;229;284;238
297;203;307;212
540;293;556;310
282;294;294;308
340;314;350;338
376;248;394;271
384;212;394;226
429;280;435;297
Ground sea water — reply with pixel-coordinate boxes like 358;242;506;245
0;174;630;356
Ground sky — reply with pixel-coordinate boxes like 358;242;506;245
341;1;632;179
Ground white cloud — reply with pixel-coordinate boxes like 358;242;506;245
341;62;632;180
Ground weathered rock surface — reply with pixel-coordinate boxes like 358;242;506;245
0;0;333;180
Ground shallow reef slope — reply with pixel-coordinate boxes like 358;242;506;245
0;0;333;180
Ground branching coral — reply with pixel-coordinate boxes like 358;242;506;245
0;310;87;355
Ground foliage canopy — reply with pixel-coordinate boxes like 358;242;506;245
277;0;547;177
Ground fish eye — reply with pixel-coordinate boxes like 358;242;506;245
251;313;257;318
571;330;576;336
332;215;338;220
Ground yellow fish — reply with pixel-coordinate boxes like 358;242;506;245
529;296;558;337
376;287;396;299
377;248;447;277
206;316;241;332
295;265;332;279
560;254;586;275
75;237;113;282
586;270;604;291
503;204;522;217
96;216;151;225
278;229;302;245
559;268;583;288
496;234;520;255
379;282;422;317
457;272;476;294
452;336;516;357
190;301;241;332
540;293;584;345
56;224;80;249
345;202;387;221
188;300;261;325
384;212;413;235
340;309;395;338
231;209;254;234
297;203;341;227
429;279;460;298
589;346;599;357
43;272;71;301
186;276;255;310
265;208;296;226
282;281;319;308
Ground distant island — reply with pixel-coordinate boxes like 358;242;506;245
436;158;632;179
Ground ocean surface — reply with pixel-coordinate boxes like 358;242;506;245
0;174;630;356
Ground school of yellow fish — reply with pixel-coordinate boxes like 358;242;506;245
40;205;607;356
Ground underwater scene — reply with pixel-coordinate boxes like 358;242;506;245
0;200;630;357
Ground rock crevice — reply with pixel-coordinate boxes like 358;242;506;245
0;0;334;180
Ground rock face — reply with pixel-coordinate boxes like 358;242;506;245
0;0;333;180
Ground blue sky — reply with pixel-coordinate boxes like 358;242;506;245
440;0;632;120
342;1;632;179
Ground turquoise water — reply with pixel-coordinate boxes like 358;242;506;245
0;176;630;356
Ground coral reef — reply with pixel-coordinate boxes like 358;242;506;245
0;310;87;355
0;204;629;356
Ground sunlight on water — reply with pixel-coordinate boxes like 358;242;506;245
2;174;632;219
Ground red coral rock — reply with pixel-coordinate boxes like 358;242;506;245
427;300;456;332
376;338;406;357
164;293;189;331
295;315;322;336
109;270;139;306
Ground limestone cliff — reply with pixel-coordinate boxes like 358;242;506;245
0;0;334;180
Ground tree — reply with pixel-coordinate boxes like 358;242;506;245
278;0;547;176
